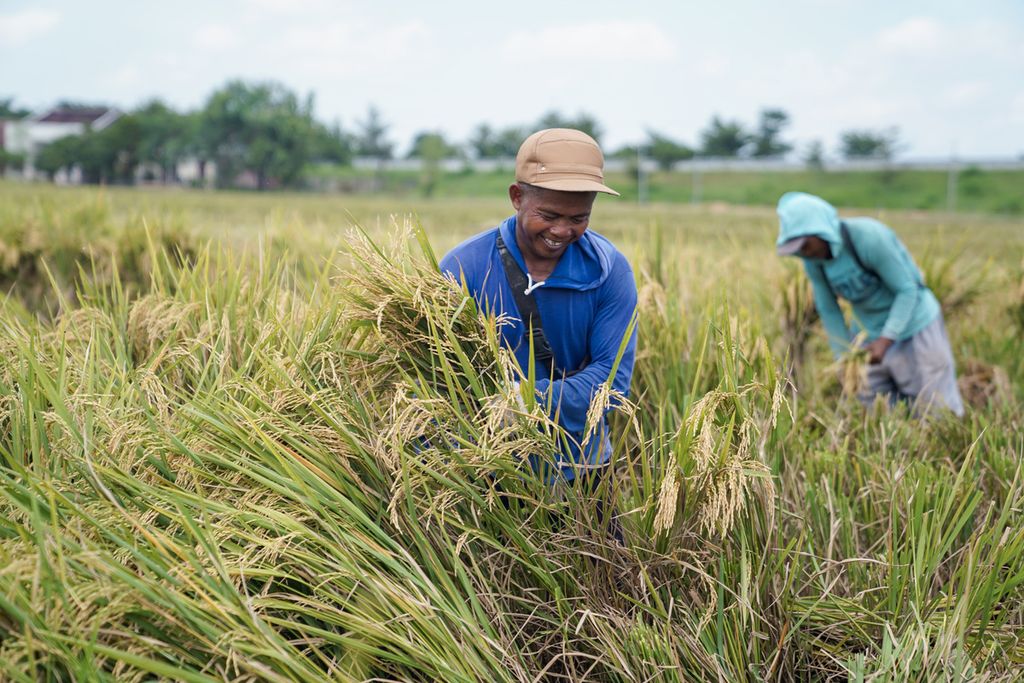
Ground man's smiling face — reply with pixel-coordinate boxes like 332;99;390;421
509;182;596;272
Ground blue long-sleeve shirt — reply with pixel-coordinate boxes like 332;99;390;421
439;216;638;480
777;192;940;357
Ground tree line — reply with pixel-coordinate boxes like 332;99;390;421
0;82;904;190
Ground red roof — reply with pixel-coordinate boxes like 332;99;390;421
35;108;112;124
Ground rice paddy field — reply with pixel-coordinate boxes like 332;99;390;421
1;182;1023;681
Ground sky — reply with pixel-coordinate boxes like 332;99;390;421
2;0;1023;159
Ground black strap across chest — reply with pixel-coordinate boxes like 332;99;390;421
815;222;924;299
839;222;876;278
815;222;877;299
496;233;557;373
495;233;589;377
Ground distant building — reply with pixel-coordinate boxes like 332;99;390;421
0;106;121;181
174;157;214;185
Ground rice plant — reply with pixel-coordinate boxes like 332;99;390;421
1;183;1022;681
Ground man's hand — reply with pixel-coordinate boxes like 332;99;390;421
484;380;528;429
866;337;894;365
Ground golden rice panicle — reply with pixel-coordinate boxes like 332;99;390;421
580;381;633;448
686;390;728;473
695;421;774;539
126;294;202;359
655;386;778;539
653;466;681;534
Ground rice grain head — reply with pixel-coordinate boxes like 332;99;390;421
653;466;681;535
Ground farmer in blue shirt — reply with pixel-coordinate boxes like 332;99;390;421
440;128;637;502
776;191;964;416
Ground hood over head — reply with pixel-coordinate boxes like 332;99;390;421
776;192;842;259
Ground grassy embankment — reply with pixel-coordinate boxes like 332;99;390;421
1;182;1023;681
306;163;1024;214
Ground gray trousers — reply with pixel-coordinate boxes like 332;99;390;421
861;313;965;417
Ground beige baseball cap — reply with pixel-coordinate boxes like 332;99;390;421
515;128;619;196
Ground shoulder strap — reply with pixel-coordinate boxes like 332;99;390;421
495;233;556;374
839;222;879;279
841;221;924;288
815;222;891;299
814;261;836;300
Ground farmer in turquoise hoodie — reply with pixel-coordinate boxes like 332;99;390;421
776;192;964;416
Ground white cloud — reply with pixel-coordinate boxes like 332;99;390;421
109;65;143;88
937;19;1021;60
193;24;240;51
0;8;61;47
274;20;430;72
942;82;989;106
875;17;943;55
872;16;1024;63
695;54;729;78
503;21;677;63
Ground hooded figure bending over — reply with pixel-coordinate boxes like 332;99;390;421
776;191;963;417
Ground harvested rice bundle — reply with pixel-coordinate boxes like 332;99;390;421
337;219;563;522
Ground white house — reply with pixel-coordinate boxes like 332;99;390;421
0;106;121;180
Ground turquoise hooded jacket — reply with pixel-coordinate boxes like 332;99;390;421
776;192;940;358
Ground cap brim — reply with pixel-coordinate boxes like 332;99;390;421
776;237;807;256
527;178;620;196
